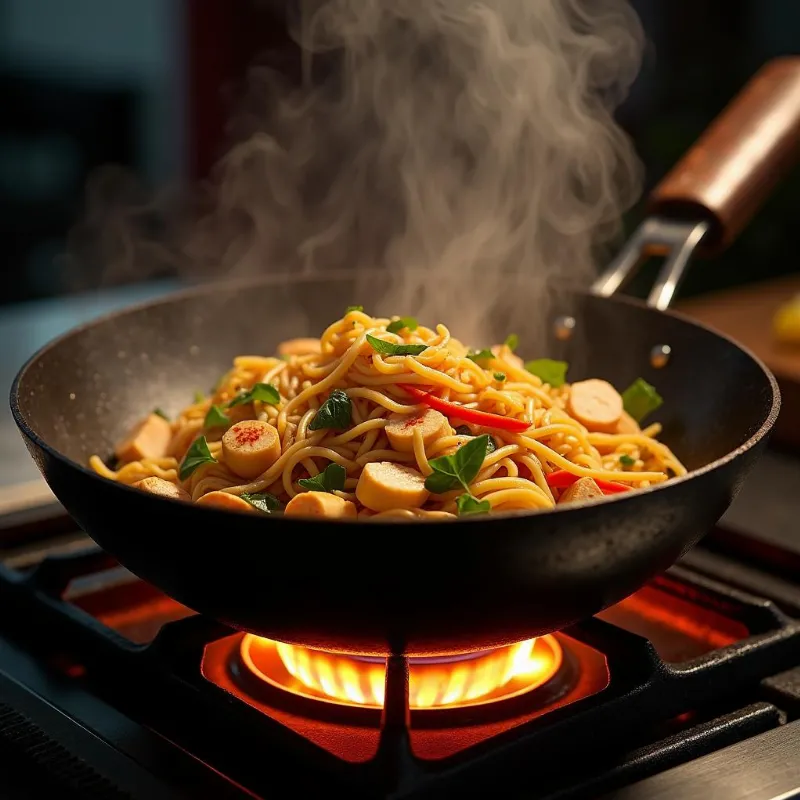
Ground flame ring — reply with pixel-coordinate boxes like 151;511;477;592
239;635;563;710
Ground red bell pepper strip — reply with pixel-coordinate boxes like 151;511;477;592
546;470;630;494
399;384;530;433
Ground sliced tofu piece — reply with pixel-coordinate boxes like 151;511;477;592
196;490;256;513
417;510;458;520
115;413;172;463
284;491;358;519
491;344;524;371
355;461;429;513
385;409;449;453
567;379;623;433
616;410;641;435
278;337;321;357
558;477;605;505
133;476;190;502
222;420;281;479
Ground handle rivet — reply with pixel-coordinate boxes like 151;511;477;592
650;344;672;368
554;315;576;341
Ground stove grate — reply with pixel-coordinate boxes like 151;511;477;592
1;543;800;799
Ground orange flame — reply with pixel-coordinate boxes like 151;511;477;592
240;635;562;709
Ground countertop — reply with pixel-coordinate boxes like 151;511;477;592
679;274;800;450
0;281;797;553
0;280;179;495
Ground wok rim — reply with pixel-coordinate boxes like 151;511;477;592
9;270;782;528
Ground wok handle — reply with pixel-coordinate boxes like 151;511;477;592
649;56;800;255
593;57;800;310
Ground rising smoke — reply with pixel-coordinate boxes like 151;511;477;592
68;0;644;346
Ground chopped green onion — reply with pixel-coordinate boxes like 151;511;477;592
621;378;663;423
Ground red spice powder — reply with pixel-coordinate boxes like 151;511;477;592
401;414;426;430
233;424;262;446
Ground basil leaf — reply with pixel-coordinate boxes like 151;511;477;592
153;408;169;421
366;334;428;357
619;453;636;468
204;404;231;428
179;436;217;480
621;378;663;423
250;383;280;404
494;372;506;382
193;390;205;404
241;492;282;513
424;469;461;494
456;494;491;516
454;426;496;454
386;316;419;334
467;348;494;365
425;434;490;494
346;305;364;313
525;359;569;388
309;389;352;431
505;333;519;352
297;463;347;493
227;382;281;408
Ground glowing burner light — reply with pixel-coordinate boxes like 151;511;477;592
239;635;563;710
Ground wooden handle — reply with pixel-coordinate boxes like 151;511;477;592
648;57;800;254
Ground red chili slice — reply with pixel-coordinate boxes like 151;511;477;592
399;384;530;433
546;470;630;494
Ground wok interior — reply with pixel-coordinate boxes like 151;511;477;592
15;273;775;481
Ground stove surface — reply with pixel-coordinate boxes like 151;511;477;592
1;506;800;800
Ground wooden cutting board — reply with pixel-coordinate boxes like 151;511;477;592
677;274;800;449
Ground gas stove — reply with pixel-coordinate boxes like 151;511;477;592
1;505;800;800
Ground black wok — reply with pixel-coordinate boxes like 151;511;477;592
10;59;800;656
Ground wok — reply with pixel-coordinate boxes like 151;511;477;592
11;59;800;656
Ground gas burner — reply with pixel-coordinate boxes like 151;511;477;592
236;635;565;712
3;514;800;799
203;626;608;761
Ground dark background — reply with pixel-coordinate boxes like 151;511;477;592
1;0;798;308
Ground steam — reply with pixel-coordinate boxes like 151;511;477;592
68;0;644;346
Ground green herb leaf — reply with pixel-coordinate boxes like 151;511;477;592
621;378;663;423
454;426;496;454
386;316;419;334
346;305;364;313
366;333;428;357
309;389;352;431
179;436;217;480
494;372;506;382
456;493;491;516
467;348;494;366
204;404;231;428
193;390;205;404
425;434;490;494
227;382;281;409
619;453;636;468
505;333;519;352
153;408;169;421
297;462;347;493
525;359;569;388
241;492;282;513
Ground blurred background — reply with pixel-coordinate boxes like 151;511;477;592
1;0;798;307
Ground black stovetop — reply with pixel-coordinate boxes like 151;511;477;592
1;506;800;800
